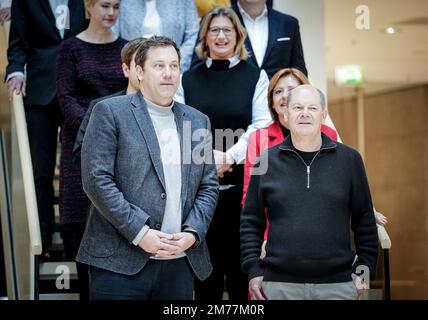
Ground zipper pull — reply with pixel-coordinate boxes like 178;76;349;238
306;166;310;189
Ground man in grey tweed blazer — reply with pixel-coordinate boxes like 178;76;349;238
77;36;219;300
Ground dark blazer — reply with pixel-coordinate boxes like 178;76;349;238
76;92;219;280
233;4;307;78
6;0;88;106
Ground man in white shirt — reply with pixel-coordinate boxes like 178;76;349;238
233;0;307;78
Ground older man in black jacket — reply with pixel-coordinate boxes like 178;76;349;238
241;85;378;300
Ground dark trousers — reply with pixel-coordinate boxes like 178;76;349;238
25;100;62;253
60;222;88;300
194;188;248;301
89;257;194;300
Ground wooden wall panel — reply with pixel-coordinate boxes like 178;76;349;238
329;85;428;299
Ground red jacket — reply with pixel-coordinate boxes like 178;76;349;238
242;121;338;240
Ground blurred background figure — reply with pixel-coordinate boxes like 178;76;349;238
56;0;127;299
112;0;199;72
176;7;272;301
5;0;88;260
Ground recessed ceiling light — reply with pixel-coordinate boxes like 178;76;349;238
383;26;401;34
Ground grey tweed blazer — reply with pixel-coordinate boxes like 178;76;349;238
76;92;219;280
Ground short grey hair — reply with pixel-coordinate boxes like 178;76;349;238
287;85;326;110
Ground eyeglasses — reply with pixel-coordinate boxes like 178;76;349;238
208;27;235;36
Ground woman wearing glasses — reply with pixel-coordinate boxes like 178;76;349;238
175;6;272;300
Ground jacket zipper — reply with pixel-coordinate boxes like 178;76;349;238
279;144;337;190
292;150;321;190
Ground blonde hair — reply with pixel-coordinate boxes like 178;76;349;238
83;0;97;19
84;0;120;18
195;7;249;61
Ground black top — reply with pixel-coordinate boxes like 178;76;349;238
182;60;261;187
295;149;318;166
241;134;379;283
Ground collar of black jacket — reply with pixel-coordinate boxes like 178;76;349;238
279;133;337;152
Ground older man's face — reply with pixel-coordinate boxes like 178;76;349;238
285;87;326;137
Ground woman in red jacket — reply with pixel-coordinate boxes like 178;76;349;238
242;68;338;259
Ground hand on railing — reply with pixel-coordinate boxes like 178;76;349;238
7;75;26;98
374;209;388;226
374;209;391;249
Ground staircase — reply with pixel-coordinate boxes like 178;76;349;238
38;152;80;300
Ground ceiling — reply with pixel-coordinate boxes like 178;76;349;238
325;0;428;101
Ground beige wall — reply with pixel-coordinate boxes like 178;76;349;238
329;85;428;299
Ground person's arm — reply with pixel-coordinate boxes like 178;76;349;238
72;98;100;171
56;42;87;131
350;150;379;280
5;0;26;76
81;101;150;242
178;0;199;72
5;0;27;96
289;18;307;76
241;154;267;280
226;69;273;164
181;116;219;247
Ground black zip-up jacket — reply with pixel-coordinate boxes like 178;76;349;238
241;134;378;283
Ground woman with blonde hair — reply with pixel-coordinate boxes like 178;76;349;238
175;6;272;300
56;0;127;299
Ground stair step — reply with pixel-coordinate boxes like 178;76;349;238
40;293;80;300
39;261;78;281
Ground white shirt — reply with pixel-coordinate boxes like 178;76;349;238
237;2;268;67
50;0;69;38
141;0;162;38
174;56;272;164
132;99;184;260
